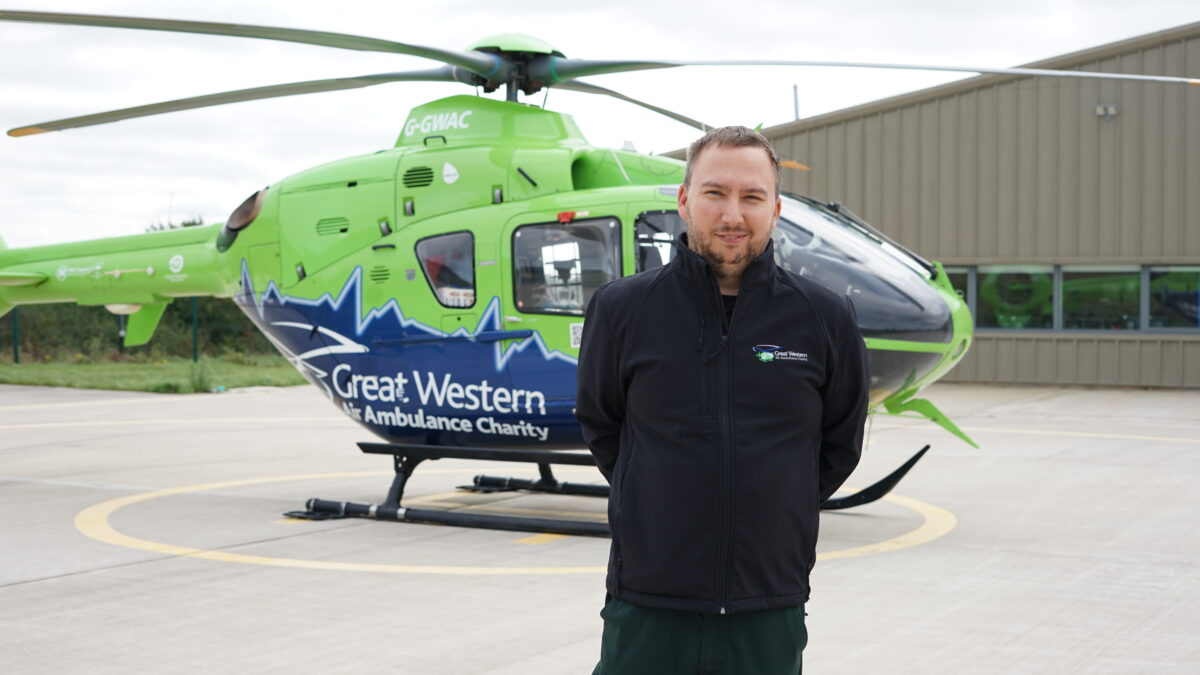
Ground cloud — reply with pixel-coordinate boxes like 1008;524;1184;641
2;0;1197;246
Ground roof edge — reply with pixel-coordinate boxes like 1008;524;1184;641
757;20;1200;140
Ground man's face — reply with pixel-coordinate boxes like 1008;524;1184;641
678;144;781;290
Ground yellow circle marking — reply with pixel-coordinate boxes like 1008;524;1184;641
74;471;954;574
818;489;957;561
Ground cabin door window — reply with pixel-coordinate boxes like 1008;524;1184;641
415;231;476;309
511;218;621;316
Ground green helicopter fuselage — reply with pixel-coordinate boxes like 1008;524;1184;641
0;95;975;447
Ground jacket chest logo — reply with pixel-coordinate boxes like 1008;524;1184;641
752;344;808;363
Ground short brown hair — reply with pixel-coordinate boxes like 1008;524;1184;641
684;126;781;197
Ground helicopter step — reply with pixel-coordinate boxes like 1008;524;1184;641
285;442;932;534
286;442;611;537
467;461;611;497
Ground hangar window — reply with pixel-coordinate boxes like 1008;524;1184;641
1149;266;1200;329
513;218;621;315
943;266;975;317
416;231;475;308
976;266;1054;329
1062;267;1140;330
944;268;969;298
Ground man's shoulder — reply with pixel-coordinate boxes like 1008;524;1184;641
594;266;672;306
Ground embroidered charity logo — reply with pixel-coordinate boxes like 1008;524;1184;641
752;344;808;363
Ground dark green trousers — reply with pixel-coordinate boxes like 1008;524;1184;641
593;595;806;675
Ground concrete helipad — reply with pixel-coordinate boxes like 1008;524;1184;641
1;382;1198;673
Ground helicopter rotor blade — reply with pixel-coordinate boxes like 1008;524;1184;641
8;68;467;136
552;80;711;131
0;10;502;78
532;57;1200;87
530;58;674;84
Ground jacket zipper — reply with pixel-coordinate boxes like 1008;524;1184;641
711;280;741;615
697;316;709;416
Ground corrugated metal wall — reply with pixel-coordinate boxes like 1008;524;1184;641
945;334;1200;387
772;26;1200;263
758;23;1200;387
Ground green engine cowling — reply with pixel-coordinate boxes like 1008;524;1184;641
268;95;682;289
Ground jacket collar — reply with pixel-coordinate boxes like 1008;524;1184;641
673;233;777;293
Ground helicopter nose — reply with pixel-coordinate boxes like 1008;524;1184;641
853;269;968;399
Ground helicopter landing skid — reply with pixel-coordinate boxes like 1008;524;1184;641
820;445;931;510
285;443;611;537
284;443;932;534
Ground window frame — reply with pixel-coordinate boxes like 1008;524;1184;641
1059;265;1141;331
1146;265;1200;332
414;229;477;310
975;264;1056;331
510;216;624;317
634;209;685;273
943;265;976;319
947;263;1200;335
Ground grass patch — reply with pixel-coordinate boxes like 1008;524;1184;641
0;355;307;393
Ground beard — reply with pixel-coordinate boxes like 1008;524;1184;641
685;222;764;286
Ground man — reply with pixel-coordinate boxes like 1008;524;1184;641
575;126;869;674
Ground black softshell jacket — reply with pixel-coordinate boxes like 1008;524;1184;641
575;237;868;615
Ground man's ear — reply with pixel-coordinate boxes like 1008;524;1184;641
678;183;690;222
773;195;782;227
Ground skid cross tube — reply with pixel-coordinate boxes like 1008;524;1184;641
469;456;611;497
291;442;611;536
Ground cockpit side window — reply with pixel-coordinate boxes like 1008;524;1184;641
512;218;621;315
416;231;475;308
774;194;952;343
635;210;686;272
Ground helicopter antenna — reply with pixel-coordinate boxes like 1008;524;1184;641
541;86;550;110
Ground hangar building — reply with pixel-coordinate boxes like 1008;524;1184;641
756;23;1200;388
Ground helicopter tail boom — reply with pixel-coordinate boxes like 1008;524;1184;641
0;233;9;319
0;232;16;318
0;224;237;344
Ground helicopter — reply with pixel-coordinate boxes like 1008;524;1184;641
2;10;1195;534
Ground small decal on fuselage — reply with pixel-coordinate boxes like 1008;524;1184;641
166;254;188;283
56;263;103;281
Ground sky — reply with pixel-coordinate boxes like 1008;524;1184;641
1;0;1197;247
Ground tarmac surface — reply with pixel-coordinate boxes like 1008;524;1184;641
1;381;1198;674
